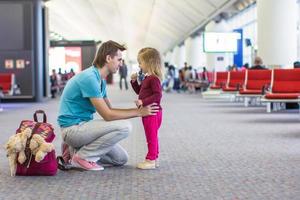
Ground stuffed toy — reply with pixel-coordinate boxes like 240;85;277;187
4;128;32;176
29;134;54;162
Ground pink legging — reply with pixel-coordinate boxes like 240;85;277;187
142;110;162;160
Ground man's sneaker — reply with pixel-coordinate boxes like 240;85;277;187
72;154;104;171
137;159;156;170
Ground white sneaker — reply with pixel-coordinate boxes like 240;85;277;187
137;160;156;170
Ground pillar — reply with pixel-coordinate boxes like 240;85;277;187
176;45;185;68
184;35;205;70
257;0;297;68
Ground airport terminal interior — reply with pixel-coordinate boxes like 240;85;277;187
0;0;300;199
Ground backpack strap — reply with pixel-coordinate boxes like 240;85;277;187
22;122;41;167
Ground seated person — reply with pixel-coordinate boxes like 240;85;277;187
293;61;300;68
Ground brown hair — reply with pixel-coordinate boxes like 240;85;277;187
254;56;263;65
137;47;163;80
93;40;126;68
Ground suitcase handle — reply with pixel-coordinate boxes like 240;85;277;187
33;110;47;123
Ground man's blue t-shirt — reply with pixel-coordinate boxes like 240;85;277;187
57;66;107;127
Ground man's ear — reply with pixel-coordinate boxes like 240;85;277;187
106;55;111;63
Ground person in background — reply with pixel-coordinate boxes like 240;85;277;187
162;64;175;92
57;68;63;94
58;68;62;75
201;67;208;81
13;84;21;95
293;61;300;69
227;65;232;71
68;68;76;79
119;59;128;90
183;62;188;70
241;63;249;71
183;64;190;90
250;56;265;70
231;64;238;71
186;66;196;93
173;67;181;92
50;69;58;98
166;65;175;92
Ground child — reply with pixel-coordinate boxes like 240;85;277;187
131;47;163;170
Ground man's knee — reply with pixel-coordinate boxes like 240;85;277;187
109;148;128;166
115;153;128;166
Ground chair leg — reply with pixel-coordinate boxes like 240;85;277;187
244;97;249;107
230;95;234;102
253;98;257;105
267;102;271;113
282;103;286;110
258;97;262;105
273;103;278;111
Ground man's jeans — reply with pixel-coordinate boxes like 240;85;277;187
61;119;131;166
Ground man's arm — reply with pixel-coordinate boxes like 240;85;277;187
90;98;159;121
104;97;112;109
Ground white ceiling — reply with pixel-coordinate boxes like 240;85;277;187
46;0;235;61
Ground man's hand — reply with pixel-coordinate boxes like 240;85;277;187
135;99;143;108
138;103;160;117
131;73;138;81
90;98;159;121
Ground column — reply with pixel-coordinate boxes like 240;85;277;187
170;46;178;67
34;0;46;101
257;0;297;68
175;45;185;69
184;35;205;69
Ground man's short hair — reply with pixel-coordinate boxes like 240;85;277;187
93;40;126;68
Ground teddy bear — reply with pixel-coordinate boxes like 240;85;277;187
4;128;32;176
29;134;54;162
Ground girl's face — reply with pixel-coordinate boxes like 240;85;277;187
138;58;147;73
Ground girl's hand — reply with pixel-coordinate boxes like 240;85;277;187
135;99;143;108
131;73;138;81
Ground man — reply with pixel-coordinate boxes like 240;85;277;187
57;40;159;171
119;59;128;90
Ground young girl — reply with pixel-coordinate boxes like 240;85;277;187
130;47;163;170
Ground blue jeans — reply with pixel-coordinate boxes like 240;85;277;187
61;119;131;166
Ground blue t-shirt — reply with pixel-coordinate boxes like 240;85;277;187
57;66;107;127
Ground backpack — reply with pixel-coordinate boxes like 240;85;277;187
15;110;57;176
